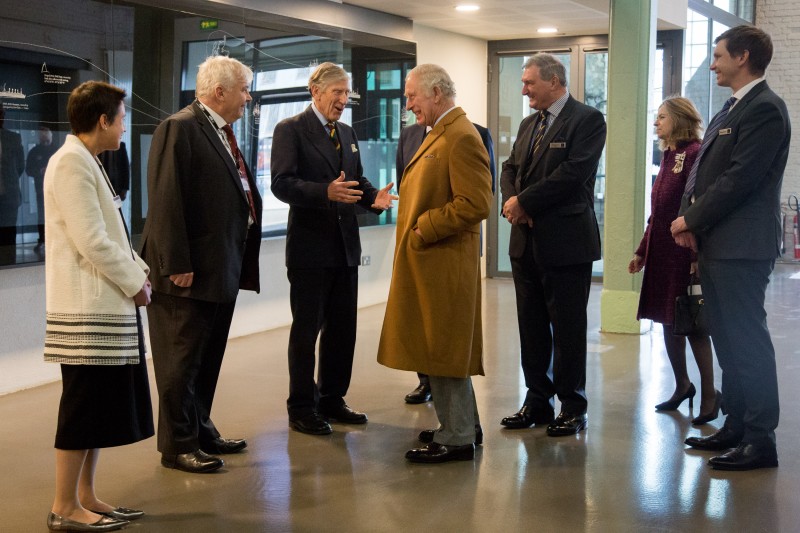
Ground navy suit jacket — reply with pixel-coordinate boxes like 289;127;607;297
682;81;791;260
271;105;381;269
140;101;262;302
500;95;606;266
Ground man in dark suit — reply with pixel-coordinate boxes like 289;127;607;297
140;55;262;473
25;125;58;254
0;107;25;265
672;25;789;471
396;119;496;405
500;53;606;436
271;62;395;436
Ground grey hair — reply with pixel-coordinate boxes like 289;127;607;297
523;53;567;87
195;55;253;99
308;62;350;93
407;64;456;99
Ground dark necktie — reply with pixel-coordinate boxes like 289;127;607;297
327;121;341;153
221;124;258;223
683;96;737;198
530;110;549;157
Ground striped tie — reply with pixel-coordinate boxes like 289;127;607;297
530;110;549;156
683;96;737;198
327;121;341;152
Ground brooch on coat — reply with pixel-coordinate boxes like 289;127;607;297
672;152;685;173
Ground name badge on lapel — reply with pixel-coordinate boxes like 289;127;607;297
719;128;732;136
549;142;566;149
351;144;358;153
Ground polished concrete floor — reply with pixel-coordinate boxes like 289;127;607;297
2;265;800;532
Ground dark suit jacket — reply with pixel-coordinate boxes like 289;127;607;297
140;101;262;302
270;105;380;269
500;96;606;266
0;127;25;224
396;122;496;192
682;81;791;260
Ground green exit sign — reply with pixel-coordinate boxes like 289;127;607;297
200;19;218;31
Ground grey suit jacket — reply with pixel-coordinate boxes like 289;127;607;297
140;101;262;302
500;96;606;266
682;81;791;260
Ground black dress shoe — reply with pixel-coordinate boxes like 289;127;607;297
708;442;778;471
289;413;333;435
685;425;742;451
47;512;127;532
318;403;368;424
500;405;554;429
201;437;247;454
419;425;483;446
405;442;475;463
405;383;432;404
546;412;588;436
655;383;696;411
91;507;143;521
161;449;223;473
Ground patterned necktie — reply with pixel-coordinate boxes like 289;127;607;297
327;121;341;153
683;96;737;198
530;110;549;157
221;124;258;223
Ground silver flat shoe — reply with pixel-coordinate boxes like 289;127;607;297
47;511;128;531
91;507;144;521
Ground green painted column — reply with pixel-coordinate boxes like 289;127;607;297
601;0;657;334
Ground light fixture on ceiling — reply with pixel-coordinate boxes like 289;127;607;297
455;5;480;12
538;27;558;34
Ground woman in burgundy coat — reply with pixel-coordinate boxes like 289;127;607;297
629;96;720;425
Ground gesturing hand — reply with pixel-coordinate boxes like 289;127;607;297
372;182;399;210
328;172;363;204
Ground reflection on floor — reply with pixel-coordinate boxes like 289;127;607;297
2;265;799;531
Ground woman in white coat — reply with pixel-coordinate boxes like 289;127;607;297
44;81;153;532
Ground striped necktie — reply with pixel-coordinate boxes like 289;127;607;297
530;110;549;157
327;121;341;153
221;124;258;223
683;96;737;198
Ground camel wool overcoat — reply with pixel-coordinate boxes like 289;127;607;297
378;107;492;378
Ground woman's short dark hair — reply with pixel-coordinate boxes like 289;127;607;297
67;81;126;135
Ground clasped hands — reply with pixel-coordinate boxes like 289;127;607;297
134;278;152;307
670;216;697;252
327;172;398;210
503;196;533;227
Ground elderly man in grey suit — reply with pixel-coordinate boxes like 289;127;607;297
500;53;606;437
141;55;262;473
672;25;790;471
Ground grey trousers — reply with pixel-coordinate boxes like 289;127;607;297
427;375;480;446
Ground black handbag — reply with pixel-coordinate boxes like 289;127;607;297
673;278;708;336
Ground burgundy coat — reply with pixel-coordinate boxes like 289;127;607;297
636;141;700;324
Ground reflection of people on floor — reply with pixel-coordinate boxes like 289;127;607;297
99;141;130;201
26;125;58;255
0;107;25;265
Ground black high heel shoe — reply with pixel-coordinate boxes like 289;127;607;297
655;383;696;411
691;390;724;425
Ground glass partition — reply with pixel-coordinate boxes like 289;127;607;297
0;0;414;266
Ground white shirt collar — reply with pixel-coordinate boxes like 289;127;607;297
433;105;458;128
731;76;766;108
197;100;228;129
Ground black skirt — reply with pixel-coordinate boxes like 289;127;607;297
54;312;154;450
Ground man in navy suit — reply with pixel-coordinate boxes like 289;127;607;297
500;53;606;437
672;25;790;471
271;62;395;436
396;119;496;404
142;55;262;473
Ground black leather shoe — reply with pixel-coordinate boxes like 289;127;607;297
405;442;475;463
500;405;554;429
47;511;127;531
318;403;368;424
201;437;247;454
405;383;432;404
708;442;778;471
685;425;742;451
546;412;588;436
419;425;483;446
161;449;223;473
655;383;696;411
289;413;333;435
91;507;143;521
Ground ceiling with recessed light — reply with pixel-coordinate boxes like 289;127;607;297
345;0;683;41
